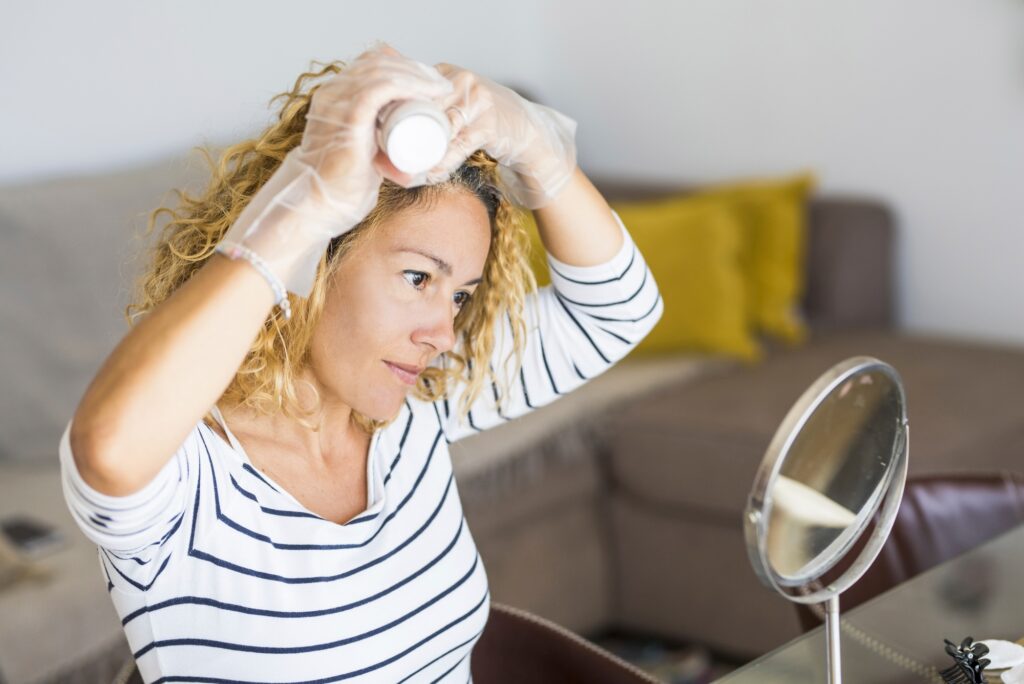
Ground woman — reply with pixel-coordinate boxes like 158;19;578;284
60;45;662;682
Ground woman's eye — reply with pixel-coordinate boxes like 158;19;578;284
403;271;429;289
404;271;470;309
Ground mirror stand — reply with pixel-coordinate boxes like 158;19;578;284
825;595;841;683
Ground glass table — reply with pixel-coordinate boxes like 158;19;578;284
716;522;1024;683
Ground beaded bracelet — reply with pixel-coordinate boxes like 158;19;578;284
215;241;292;321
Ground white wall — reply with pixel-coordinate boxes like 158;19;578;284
542;0;1024;345
0;0;550;181
3;1;1023;345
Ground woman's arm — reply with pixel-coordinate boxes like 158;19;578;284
438;206;662;442
68;47;454;499
70;256;275;497
531;167;624;268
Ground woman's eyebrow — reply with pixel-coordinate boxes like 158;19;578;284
394;247;482;286
395;247;451;274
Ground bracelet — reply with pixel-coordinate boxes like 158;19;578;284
215;241;292;320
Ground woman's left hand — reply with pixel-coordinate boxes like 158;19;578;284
423;63;578;209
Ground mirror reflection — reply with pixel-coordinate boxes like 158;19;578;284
765;369;903;581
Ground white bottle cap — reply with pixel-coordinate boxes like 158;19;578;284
379;101;451;176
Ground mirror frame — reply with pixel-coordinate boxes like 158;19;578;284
744;356;909;605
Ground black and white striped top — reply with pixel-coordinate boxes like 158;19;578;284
59;212;663;683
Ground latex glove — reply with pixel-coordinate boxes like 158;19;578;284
423;63;578;209
219;44;453;297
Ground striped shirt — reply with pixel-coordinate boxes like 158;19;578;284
59;212;662;683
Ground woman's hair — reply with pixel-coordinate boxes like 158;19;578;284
126;60;538;434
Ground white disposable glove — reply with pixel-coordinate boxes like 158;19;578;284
219;44;453;297
421;63;578;209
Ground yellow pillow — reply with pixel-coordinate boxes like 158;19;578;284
522;197;760;361
695;173;816;345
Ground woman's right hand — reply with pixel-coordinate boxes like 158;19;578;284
219;44;453;297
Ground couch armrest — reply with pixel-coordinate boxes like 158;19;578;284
803;196;895;331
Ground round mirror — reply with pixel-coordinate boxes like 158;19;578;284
744;356;909;682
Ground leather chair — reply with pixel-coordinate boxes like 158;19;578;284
797;471;1024;631
112;602;659;684
471;602;660;683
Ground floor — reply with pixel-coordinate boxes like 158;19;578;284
591;629;741;683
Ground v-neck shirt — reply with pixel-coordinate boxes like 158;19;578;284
207;404;383;526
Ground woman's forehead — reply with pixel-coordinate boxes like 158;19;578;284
377;192;492;264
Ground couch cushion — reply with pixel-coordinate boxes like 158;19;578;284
591;180;896;333
450;354;725;488
0;155;208;461
521;200;758;360
694;172;816;346
603;329;1024;520
450;354;727;635
451;353;726;537
608;495;802;657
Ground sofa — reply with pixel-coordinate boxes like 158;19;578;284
1;156;1023;682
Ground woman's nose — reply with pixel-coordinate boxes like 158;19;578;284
412;299;458;353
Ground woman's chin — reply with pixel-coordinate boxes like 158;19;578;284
359;397;406;425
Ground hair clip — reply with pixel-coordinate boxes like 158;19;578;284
941;636;990;684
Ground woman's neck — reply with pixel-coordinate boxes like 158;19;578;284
219;396;366;472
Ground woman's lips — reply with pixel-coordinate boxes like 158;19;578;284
384;361;422;386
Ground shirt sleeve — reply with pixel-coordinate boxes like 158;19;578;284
438;209;663;442
59;418;198;590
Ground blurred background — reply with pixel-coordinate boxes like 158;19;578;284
3;0;1023;345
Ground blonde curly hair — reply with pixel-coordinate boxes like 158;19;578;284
126;60;538;435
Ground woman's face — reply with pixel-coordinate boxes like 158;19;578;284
309;187;492;422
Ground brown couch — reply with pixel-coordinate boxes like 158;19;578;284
452;181;1024;661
